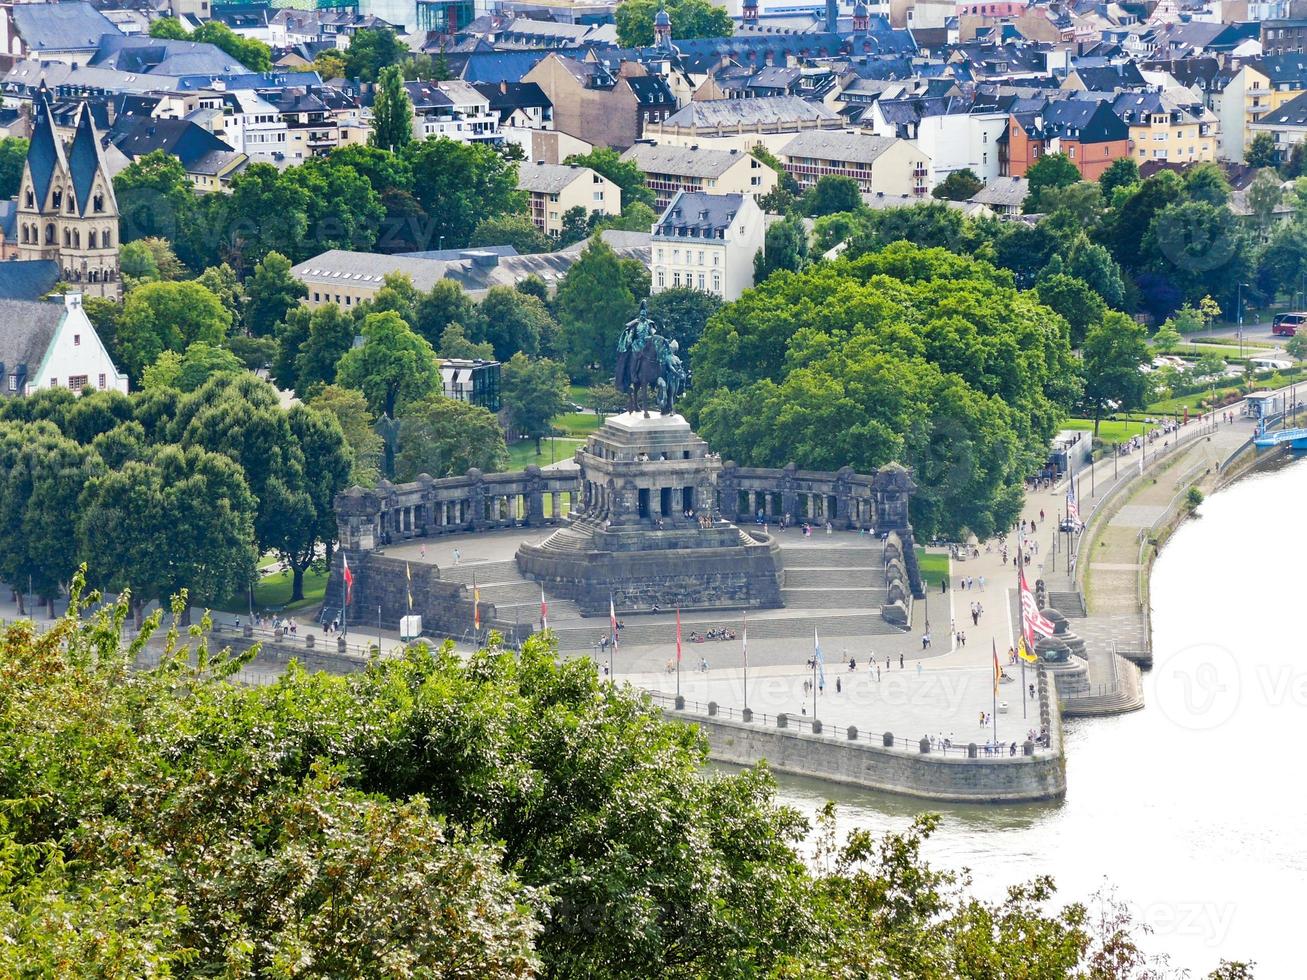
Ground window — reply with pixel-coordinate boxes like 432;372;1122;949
313;292;320;301
713;253;720;266
673;272;681;287
98;374;106;390
93;194;104;213
712;273;721;292
657;271;665;287
697;250;704;265
697;273;705;289
24;190;32;208
49;377;57;388
73;334;80;346
7;376;15;392
68;376;87;393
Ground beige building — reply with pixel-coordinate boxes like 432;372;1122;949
522;54;674;150
1215;58;1307;162
650;191;765;302
16;99;120;301
643;96;844;155
779;130;930;198
1113;89;1218;165
620;143;778;209
517;162;620;237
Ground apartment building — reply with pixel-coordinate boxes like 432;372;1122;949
620;143;777;210
650;192;764;301
517;162;620;237
779;130;929;197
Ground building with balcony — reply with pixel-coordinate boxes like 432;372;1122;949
1248;89;1307;157
1112;89;1217;165
779;130;930;197
650;191;764;302
516;162;620;237
620;143;777;210
440;358;499;411
406;80;498;143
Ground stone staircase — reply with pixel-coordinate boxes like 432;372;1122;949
778;544;888;614
1046;591;1086;618
438;560;582;625
1061;657;1144;716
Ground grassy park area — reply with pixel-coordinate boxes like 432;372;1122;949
915;548;950;587
215;556;330;615
1062;417;1155;445
507;437;586;471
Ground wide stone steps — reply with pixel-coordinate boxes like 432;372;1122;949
784;567;878;587
440;561;520;586
1046;591;1086;617
779;587;886;608
783;546;884;568
477;581;546;605
549;611;902;652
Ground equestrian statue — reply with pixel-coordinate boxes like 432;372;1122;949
614;300;688;417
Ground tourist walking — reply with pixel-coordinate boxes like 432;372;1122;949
899;652;905;668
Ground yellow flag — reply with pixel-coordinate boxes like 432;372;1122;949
1018;635;1038;664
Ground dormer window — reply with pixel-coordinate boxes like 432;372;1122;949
93;194;104;213
51;190;61;210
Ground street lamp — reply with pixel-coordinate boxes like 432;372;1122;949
1237;282;1251;360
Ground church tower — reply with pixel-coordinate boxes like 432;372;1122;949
16;95;121;301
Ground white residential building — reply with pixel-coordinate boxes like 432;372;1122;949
1;294;128;396
651;191;765;302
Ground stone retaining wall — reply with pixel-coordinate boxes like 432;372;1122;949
671;712;1066;803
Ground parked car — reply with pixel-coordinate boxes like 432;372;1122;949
1272;312;1307;336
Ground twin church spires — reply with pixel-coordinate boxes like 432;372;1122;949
16;89;121;301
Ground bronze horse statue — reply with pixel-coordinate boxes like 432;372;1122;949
615;336;663;416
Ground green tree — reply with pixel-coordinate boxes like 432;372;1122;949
564;147;655;209
337;310;442;420
113;150;196;248
415;279;484;348
1035;273;1106;348
615;0;732;46
754;212;809;281
147;15;189;39
141;342;245;392
1246;169;1285;240
439;322;496;360
1098;157;1139;200
295;303;357;396
245;251;307;337
117;280;231;378
501;353;570;452
555;237;638;378
345;26;406;83
1183;161;1232;206
370;64;414;151
1152;321;1182;353
195;262;245;323
469;213;551;254
313;48;347;80
848;202;968;256
1081;312;1151;433
647;286;722;355
591;201;657;234
477;285;556;359
931;168;983;201
0;423;99;615
190;21;272;71
404;138;523;249
802;174;863;216
79;444;257;622
558;205;592;246
0;136;28;199
283;155;385;256
1246;132;1279;169
1066;234;1126;309
395;394;508;480
1024;152;1080;213
1286;331;1307;360
310;385;384;486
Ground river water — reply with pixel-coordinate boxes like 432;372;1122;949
769;453;1307;976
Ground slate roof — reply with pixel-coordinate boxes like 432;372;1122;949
1245;54;1307;89
11;2;122;53
452;50;551;84
108;115;237;172
26;96;66;215
654;191;745;237
1253;89;1307;128
68;105;104;214
660;94;839;128
625;73;675;106
780;129;902;164
517;162;593;194
969;176;1030;208
1042;98;1129;141
472;81;551;113
0;297;63;371
1070;62;1145;90
622;142;754;178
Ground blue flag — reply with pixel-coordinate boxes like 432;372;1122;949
814;628;825;691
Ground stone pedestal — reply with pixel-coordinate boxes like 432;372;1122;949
517;413;783;615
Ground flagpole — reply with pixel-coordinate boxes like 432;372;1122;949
1021;650;1027;719
742;609;748;713
675;606;681;699
992;639;999;749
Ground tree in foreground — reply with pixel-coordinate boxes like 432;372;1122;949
370;64;413;152
0;594;1255;978
1081;312;1152;433
802;174;862;216
1246;132;1279;170
336;310;441;419
1024;152;1081;213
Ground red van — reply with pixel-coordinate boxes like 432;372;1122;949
1273;312;1307;336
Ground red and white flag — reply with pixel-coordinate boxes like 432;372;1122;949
342;554;354;606
473;576;481;632
540;585;548;630
1019;564;1055;644
609;595;619;652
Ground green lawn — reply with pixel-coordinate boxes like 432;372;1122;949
506;437;586;471
1063;417;1155;445
1188;336;1273;350
1169;343;1249;360
554;412;601;437
915;548;950;587
212;560;330;615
